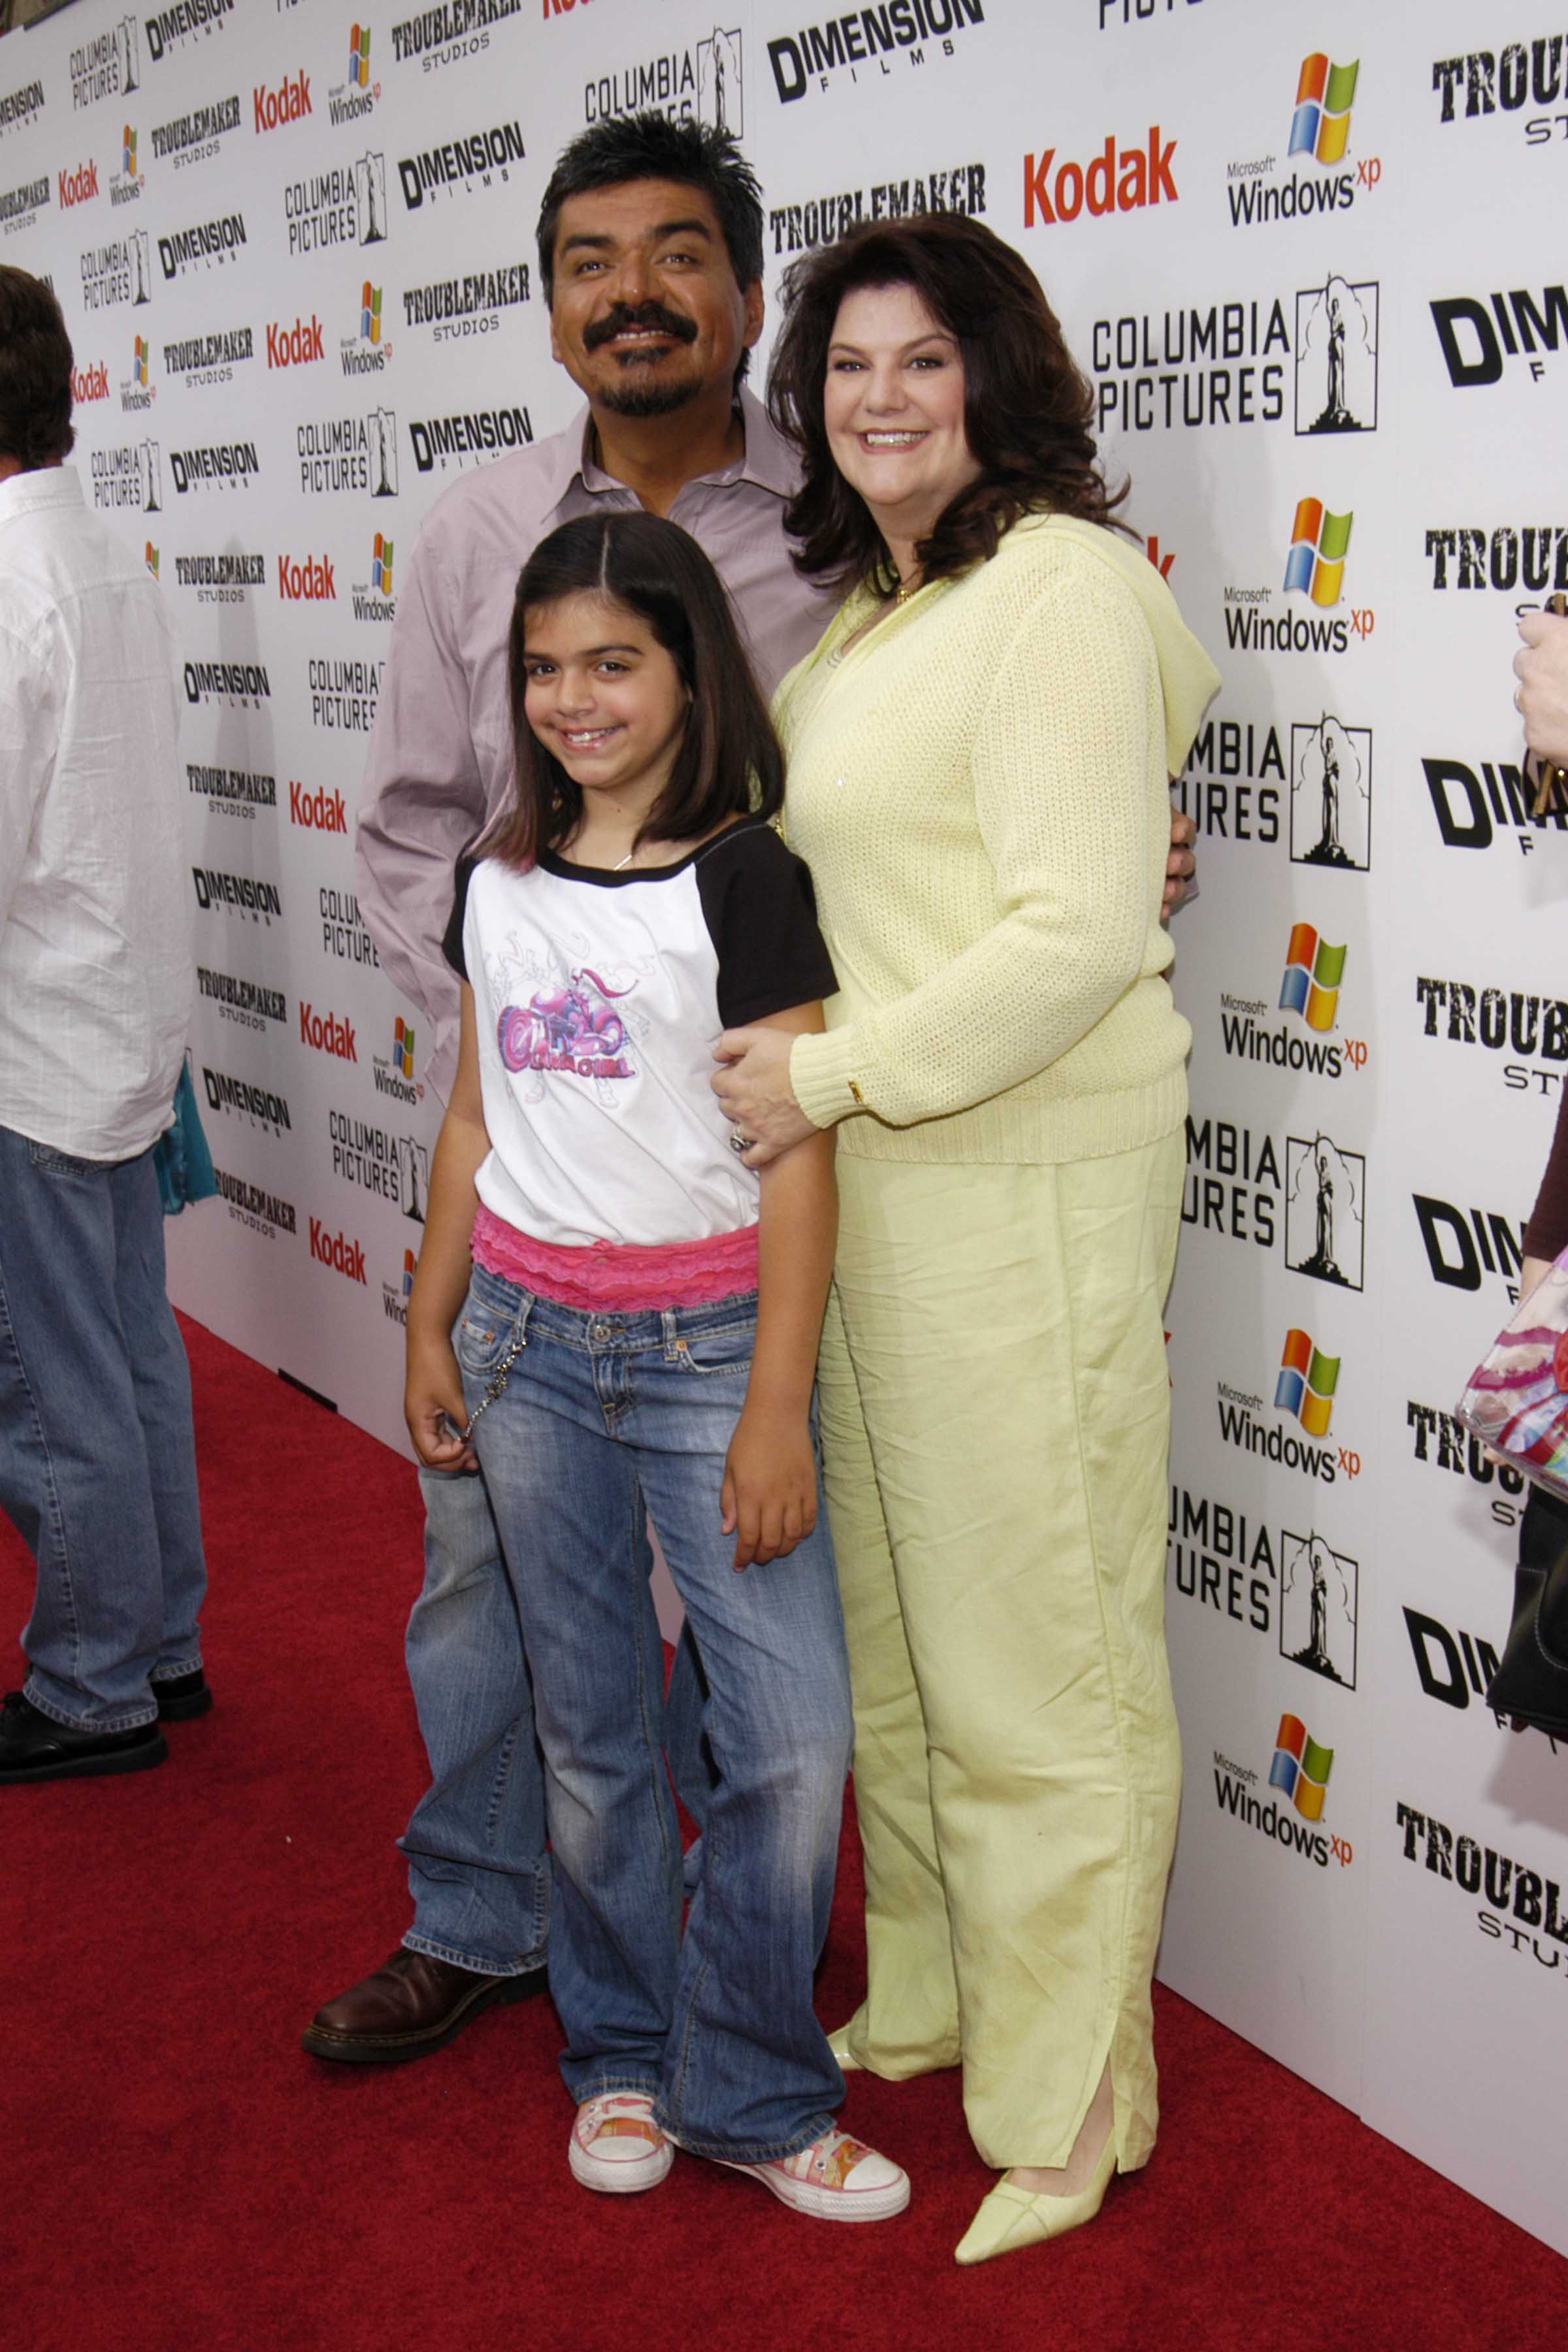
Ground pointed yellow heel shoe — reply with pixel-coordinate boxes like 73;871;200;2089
953;2136;1118;2266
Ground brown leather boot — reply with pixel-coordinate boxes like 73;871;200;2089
301;1948;546;2064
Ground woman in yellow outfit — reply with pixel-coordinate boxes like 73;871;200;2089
713;214;1218;2264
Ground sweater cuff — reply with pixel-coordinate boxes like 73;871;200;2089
789;1025;868;1132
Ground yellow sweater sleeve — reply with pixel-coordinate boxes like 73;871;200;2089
790;564;1161;1132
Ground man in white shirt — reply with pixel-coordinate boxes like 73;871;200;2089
0;267;208;1784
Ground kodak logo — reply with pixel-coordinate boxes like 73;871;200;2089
71;361;109;402
265;314;325;368
58;159;99;208
1024;127;1177;227
299;1002;357;1060
308;1217;367;1284
278;553;336;600
254;70;312;135
288;780;347;834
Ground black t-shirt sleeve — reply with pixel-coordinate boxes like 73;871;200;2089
442;853;477;981
696;822;838;1028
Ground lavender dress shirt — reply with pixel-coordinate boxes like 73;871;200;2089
355;386;836;1103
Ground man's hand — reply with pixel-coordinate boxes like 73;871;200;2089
720;1401;818;1570
1515;612;1568;768
1162;808;1197;924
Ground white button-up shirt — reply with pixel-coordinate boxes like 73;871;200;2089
0;465;191;1160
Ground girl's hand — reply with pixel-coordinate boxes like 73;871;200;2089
720;1401;819;1571
405;1337;478;1472
711;1024;817;1168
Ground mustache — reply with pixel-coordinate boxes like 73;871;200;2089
583;302;698;354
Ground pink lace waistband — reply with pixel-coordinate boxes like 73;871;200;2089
471;1203;759;1311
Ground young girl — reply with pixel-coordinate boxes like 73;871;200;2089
404;511;907;2223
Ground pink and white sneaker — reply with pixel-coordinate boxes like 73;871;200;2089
568;2093;674;2195
714;2127;909;2222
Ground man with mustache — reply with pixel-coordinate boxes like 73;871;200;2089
312;111;1195;2064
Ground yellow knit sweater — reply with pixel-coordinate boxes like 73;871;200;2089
779;514;1220;1165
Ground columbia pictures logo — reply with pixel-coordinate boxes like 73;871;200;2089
1289;717;1371;870
1283;1133;1365;1290
356;151;387;244
698;27;742;133
1295;274;1377;433
1280;1529;1358;1688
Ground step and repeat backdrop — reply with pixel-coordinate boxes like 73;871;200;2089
7;0;1567;2256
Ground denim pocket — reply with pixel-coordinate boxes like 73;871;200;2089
27;1139;101;1178
676;1324;755;1379
455;1288;521;1378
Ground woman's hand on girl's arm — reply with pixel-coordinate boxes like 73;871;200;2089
722;1002;837;1568
404;983;489;1471
711;1022;818;1168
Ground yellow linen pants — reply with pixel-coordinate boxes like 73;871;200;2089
817;1131;1183;2172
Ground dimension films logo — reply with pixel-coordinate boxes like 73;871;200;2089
286;154;387;256
1414;972;1568;1099
203;1064;289;1135
768;5;983;106
768;159;985;258
185;658;268;709
1213;1720;1352;1868
1423;752;1567;854
90;440;160;512
329;1109;427;1220
391;0;525;74
172;547;262;606
164;326;252;391
401;264;529;342
196;963;286;1033
81;230;151;309
1169;1486;1359;1688
188;762;275;823
191;864;282;924
1407;1396;1527;1530
1403;1606;1503;1720
1414;1196;1526;1298
409;404;531;474
1396;1801;1568;1974
1183;1117;1365;1291
299;408;398;497
212;1164;295;1241
1225;50;1382;228
159;210;245;280
1426;524;1568;593
589;26;742;130
1433;286;1565;387
144;2;236;67
398;119;523;208
150;91;240;169
1089;274;1377;440
1432;38;1568;148
171;441;258;495
1218;928;1369;1081
0;78;45;140
71;19;139;112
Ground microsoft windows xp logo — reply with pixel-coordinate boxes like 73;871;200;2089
122;125;137;176
1284;498;1352;605
1275;1328;1341;1437
1289;54;1358;165
1279;922;1345;1030
360;281;382;343
372;532;394;595
350;24;372;87
144;541;158;579
1269;1712;1333;1820
133;335;149;387
393;1015;414;1078
401;1247;415;1299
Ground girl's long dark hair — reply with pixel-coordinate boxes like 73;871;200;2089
767;213;1130;597
486;510;784;870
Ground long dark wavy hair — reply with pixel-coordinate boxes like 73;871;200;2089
485;510;784;870
767;214;1130;596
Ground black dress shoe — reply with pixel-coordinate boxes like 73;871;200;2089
302;1947;548;2064
154;1669;213;1722
0;1690;167;1784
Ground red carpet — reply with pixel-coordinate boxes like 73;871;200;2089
1;1313;1561;2352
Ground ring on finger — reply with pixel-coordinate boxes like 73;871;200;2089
728;1125;753;1156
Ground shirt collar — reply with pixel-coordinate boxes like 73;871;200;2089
0;462;84;522
545;384;800;522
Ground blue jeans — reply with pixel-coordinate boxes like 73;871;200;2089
0;1124;206;1730
456;1266;852;2161
399;1469;711;1974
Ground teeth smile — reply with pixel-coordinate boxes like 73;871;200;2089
561;728;615;746
862;431;925;446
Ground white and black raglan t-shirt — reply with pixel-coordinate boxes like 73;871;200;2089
444;817;836;1250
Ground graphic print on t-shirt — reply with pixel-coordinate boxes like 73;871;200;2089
497;964;640;1084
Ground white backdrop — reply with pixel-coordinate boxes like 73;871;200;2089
7;0;1567;2257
